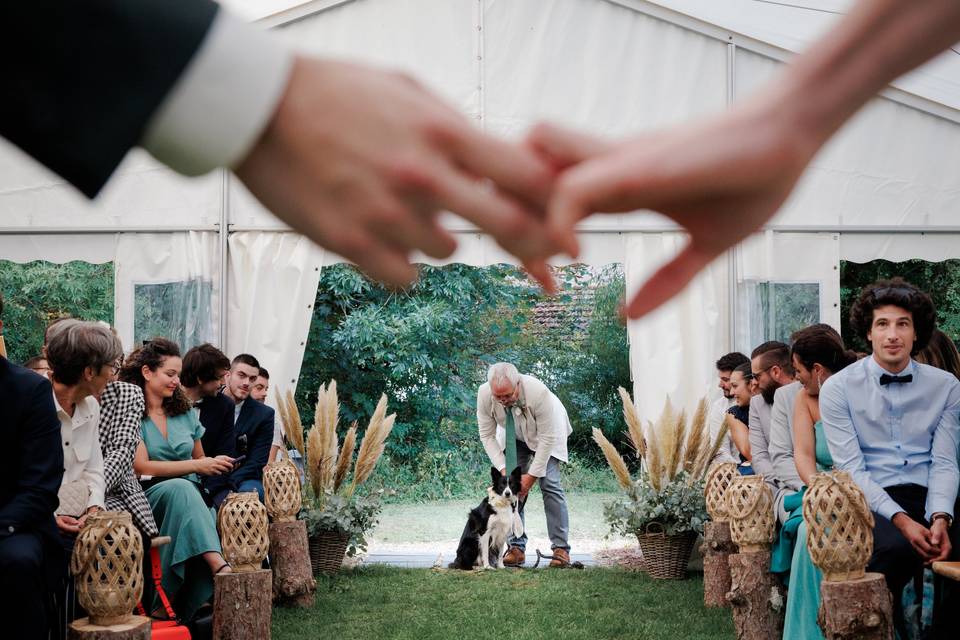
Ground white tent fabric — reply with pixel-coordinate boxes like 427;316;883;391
625;233;728;425
2;0;960;418
227;230;324;405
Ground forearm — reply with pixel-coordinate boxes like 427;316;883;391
135;458;198;477
795;451;818;487
728;417;752;461
775;0;960;147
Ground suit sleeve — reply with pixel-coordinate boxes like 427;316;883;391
0;377;64;533
748;397;775;480
100;384;145;494
768;388;803;492
477;386;505;472
527;392;557;478
0;0;218;196
231;406;273;483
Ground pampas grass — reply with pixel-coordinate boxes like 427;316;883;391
600;388;716;494
618;386;646;459
592;428;632;490
348;394;396;497
279;390;305;456
332;422;357;493
311;382;339;499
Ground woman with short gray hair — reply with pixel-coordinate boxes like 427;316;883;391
45;320;122;548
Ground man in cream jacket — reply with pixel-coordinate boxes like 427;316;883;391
477;362;572;567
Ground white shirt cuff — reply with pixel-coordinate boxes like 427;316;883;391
141;10;293;175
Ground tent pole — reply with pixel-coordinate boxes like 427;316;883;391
219;169;230;350
726;41;738;353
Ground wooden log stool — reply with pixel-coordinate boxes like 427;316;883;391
725;474;783;640
702;463;739;608
215;492;272;639
264;459;315;607
67;511;150;640
805;471;893;640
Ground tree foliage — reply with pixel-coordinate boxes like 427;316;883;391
840;259;960;352
0;260;114;364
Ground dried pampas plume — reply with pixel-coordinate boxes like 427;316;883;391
592;428;632;490
618;387;646;460
644;419;663;492
310;381;340;500
348;394;396;496
279;389;305;456
683;398;708;476
333;422;357;492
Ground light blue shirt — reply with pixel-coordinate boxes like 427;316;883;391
820;356;960;522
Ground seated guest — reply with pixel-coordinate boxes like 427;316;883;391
707;352;751;464
180;343;235;504
98;378;159;539
251;367;285;463
779;325;857;639
121;339;233;621
46;320;118;552
23;355;51;378
212;354;275;504
821;279;960;638
747;341;796;496
726;362;755;473
916;328;960;381
0;294;64;640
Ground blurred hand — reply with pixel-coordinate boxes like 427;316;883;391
518;473;537;499
528;96;817;318
893;513;938;561
929;517;952;564
237;57;561;292
56;515;82;534
195;456;234;476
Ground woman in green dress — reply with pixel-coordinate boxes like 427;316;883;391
121;338;235;620
783;325;858;639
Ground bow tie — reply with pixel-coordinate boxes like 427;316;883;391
879;373;913;386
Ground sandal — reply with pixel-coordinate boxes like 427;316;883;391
214;562;232;575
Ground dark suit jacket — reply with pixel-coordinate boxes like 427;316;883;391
198;391;236;497
231;398;274;485
0;357;63;542
1;0;219;196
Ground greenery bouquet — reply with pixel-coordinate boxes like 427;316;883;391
594;388;727;578
278;381;396;569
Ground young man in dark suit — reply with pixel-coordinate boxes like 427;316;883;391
181;343;236;507
0;294;65;640
211;353;274;506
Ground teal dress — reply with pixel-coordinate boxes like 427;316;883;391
142;411;222;621
783;420;834;640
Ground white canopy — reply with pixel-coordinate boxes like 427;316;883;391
2;0;959;421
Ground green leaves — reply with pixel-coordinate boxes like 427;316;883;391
603;472;708;537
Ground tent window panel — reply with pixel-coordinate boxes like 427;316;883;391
134;279;214;350
739;281;821;351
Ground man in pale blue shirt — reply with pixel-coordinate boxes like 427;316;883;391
820;279;960;638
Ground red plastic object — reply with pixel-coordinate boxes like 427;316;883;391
137;545;192;640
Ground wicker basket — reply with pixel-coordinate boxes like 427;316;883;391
309;530;350;575
217;491;270;572
635;523;697;580
70;511;143;626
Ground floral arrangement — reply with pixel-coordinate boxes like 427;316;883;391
595;388;728;537
278;381;396;555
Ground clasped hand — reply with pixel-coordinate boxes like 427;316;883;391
238;57;816;319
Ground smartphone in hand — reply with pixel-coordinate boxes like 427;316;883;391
231;455;247;467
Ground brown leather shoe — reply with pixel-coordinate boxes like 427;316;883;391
549;548;570;568
502;546;525;567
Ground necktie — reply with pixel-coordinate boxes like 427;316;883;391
504;406;518;473
879;373;913;386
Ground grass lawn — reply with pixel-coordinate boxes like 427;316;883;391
273;565;735;640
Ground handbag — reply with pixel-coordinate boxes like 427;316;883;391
56;479;90;517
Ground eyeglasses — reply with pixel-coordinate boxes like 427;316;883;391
748;365;773;380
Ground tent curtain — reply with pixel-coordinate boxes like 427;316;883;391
840;233;960;263
0;234;116;265
226;231;324;408
114;231;220;354
624;232;728;425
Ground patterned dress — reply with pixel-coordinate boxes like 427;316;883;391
97;381;158;537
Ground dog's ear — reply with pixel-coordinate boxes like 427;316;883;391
491;466;501;484
510;466;522;480
509;466;522;493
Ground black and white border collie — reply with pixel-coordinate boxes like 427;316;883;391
449;466;524;570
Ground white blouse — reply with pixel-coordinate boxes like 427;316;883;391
54;392;106;511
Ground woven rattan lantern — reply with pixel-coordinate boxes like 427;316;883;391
218;491;270;572
264;459;302;522
803;470;874;581
705;462;738;522
725;475;775;551
70;511;143;626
